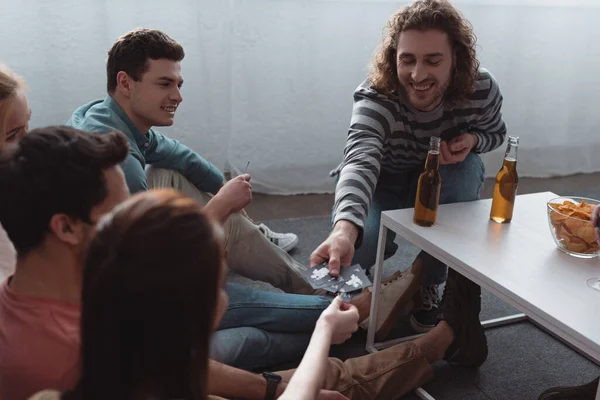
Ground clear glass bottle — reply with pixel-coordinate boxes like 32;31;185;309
414;137;442;227
490;136;519;223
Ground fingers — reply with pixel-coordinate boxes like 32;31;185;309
439;141;453;164
448;137;470;153
440;140;468;164
327;253;341;277
238;173;251;182
332;295;344;307
310;245;328;267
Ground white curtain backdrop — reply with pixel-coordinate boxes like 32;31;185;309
3;0;600;194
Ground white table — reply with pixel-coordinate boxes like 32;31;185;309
365;192;600;400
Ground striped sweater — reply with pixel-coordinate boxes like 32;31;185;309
332;68;507;232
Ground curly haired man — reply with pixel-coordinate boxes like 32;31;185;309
312;0;508;339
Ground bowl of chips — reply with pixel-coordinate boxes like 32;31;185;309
547;197;600;258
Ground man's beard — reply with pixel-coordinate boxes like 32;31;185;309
399;79;448;112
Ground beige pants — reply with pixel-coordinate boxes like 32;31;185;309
146;167;313;295
277;342;434;400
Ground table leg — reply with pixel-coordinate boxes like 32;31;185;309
415;387;436;400
365;223;388;354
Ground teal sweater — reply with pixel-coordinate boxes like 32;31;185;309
67;96;224;194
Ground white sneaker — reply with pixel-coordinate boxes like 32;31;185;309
257;223;299;252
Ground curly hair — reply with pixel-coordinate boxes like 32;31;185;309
369;0;480;105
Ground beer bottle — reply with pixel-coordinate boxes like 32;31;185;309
490;136;519;223
414;137;442;227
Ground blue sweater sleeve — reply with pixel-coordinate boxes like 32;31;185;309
121;153;149;194
145;130;224;194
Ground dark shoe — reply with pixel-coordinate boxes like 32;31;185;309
438;268;488;367
410;284;441;333
538;376;599;399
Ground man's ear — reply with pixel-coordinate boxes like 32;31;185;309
116;71;133;98
48;214;87;247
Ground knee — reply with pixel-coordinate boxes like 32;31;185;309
440;152;485;203
210;328;269;369
145;167;176;188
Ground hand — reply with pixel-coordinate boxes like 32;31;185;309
439;133;478;165
310;221;357;277
213;174;252;215
317;296;359;345
592;205;600;244
316;390;349;400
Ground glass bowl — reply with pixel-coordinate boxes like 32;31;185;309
547;196;600;258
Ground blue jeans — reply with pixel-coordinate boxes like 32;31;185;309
210;283;330;370
352;152;485;286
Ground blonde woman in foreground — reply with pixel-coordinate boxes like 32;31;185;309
0;64;30;282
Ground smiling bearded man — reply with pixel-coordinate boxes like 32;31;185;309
311;0;507;339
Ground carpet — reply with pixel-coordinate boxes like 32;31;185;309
229;216;600;400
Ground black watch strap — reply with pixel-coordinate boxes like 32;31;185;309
262;372;282;400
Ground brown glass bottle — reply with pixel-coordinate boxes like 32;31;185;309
414;137;442;227
490;136;519;223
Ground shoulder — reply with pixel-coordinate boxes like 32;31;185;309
475;68;501;96
354;79;398;103
68;100;130;136
463;68;502;105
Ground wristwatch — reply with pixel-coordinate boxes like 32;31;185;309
262;372;282;400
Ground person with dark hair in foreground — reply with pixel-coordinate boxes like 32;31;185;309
0;126;131;400
29;189;487;400
312;0;508;336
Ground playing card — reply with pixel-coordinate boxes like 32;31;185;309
339;290;361;302
321;275;345;292
339;265;372;293
301;263;335;289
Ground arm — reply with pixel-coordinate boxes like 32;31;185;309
331;84;388;243
311;83;389;274
278;321;333;400
208;360;270;400
203;174;253;223
120;153;149;194
470;71;507;154
279;297;358;400
145;130;224;195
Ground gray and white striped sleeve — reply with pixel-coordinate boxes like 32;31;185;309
472;73;507;154
332;85;391;231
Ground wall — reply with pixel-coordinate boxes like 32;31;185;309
3;0;600;194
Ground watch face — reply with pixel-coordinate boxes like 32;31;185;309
263;372;282;383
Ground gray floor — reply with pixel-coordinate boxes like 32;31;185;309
239;174;600;400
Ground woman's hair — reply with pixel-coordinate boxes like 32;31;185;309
64;189;223;400
369;0;479;104
0;64;27;146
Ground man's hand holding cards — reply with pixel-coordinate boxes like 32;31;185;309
301;263;372;301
